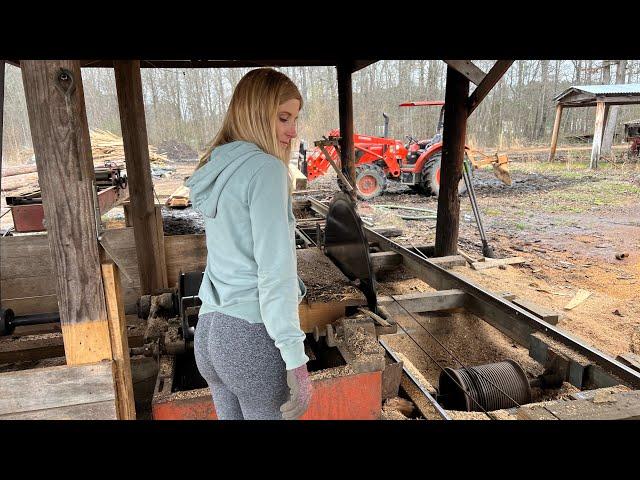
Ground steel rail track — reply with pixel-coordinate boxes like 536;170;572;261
305;197;640;389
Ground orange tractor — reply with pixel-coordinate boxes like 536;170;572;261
304;101;511;200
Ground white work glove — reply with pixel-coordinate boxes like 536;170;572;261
280;363;313;420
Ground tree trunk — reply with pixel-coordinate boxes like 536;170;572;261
601;60;627;156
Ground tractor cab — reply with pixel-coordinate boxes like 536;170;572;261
400;101;445;166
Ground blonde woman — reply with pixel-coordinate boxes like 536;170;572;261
187;68;312;420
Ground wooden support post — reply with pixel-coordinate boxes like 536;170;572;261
590;101;609;169
114;61;168;294
435;66;469;257
0;60;4;194
101;262;136;420
548;104;563;162
337;62;356;202
21;60;112;365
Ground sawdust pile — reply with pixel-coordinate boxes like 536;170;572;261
297;248;364;303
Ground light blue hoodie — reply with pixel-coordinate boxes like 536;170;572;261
186;141;309;370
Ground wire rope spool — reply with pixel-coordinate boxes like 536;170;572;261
438;359;532;412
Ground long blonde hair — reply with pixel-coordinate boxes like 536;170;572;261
195;68;303;177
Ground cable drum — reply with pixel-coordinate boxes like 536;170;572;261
438;360;532;412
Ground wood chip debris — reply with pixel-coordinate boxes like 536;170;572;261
563;289;592;310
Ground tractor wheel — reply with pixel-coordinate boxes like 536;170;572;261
336;164;387;200
355;164;387;200
420;153;468;197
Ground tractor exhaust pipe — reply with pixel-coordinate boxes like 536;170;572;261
382;113;389;138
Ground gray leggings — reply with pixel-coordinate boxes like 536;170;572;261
194;311;290;420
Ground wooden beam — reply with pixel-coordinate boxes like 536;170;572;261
590;101;609;169
435;66;468;257
337;62;356;202
352;60;378;74
443;60;486;86
548;105;563;162
467;60;513;116
0;60;4;206
378;289;467;315
114;60;168;294
101;262;136;420
21;60;112;365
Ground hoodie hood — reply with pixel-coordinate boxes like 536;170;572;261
186;141;264;218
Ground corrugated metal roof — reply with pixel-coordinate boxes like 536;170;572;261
554;84;640;102
569;84;640;95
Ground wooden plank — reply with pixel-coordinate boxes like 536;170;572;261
154;206;168;290
564;289;592;310
381;360;404;400
435;65;468;257
443;60;486;86
428;255;467;269
510;298;560;325
101;262;136;420
467;60;513;115
0;234;50;258
0;327;145;364
0;400;117;420
471;256;526;270
1;295;58;315
545;391;640;420
289;163;307;191
299;299;364;333
21;60;112;365
548;105;563;162
0;60;4;199
1;276;57;299
164;234;207;287
378;290;467;315
0;360;115;416
337;62;356;202
114;60;167;294
370;251;402;272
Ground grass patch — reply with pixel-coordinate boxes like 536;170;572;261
539;180;640;213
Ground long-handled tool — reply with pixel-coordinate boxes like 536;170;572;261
461;165;497;259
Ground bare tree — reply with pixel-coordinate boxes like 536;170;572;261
601;60;628;156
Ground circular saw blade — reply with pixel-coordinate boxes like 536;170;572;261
324;193;377;311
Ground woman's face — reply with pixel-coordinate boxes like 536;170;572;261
276;98;300;149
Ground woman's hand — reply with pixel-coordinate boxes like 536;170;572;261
280;363;313;420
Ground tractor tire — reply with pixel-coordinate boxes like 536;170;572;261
355;164;387;200
336;164;387;200
420;153;468;197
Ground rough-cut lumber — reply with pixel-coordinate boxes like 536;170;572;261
564;289;592;310
510;297;560;325
471;256;526;270
165;184;190;208
428;255;467;269
378;290;467;315
0;360;117;419
101;262;136;420
289;163;307;191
